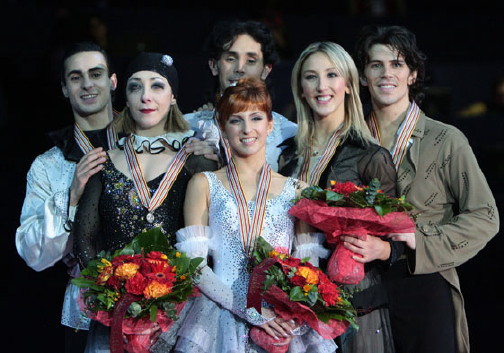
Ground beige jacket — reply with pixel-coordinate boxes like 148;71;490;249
398;112;499;353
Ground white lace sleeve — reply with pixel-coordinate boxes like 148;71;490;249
292;232;330;267
176;225;272;326
15;151;75;271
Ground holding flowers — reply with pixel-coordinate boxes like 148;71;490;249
166;78;338;352
289;179;416;284
247;237;358;353
72;228;202;353
278;41;402;353
72;52;217;352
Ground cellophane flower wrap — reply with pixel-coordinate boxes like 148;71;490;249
71;228;203;353
247;237;358;353
288;178;416;284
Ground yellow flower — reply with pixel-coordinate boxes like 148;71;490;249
161;253;168;260
175;252;181;258
269;250;287;260
97;258;112;272
330;180;336;186
302;284;313;292
115;263;140;280
144;281;171;299
296;266;319;285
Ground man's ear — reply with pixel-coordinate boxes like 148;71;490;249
209;59;219;76
110;73;118;91
260;64;272;80
359;76;368;87
408;70;418;85
61;82;68;98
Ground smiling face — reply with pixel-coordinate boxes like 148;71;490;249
300;51;349;122
126;70;175;136
362;44;417;111
210;34;272;93
62;51;117;118
223;108;273;158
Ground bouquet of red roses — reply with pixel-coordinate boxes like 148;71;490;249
288;178;416;284
72;228;203;353
247;237;358;353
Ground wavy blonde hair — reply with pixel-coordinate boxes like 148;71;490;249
291;41;374;156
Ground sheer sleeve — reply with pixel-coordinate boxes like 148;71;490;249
360;145;405;263
176;225;272;326
292;232;330;267
183;154;219;175
359;145;398;197
72;173;103;267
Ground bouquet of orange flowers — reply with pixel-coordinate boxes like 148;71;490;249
288;178;416;284
247;237;357;353
72;228;203;353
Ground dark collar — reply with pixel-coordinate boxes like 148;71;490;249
47;124;124;162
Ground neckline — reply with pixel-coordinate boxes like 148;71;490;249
104;156;173;185
209;171;291;205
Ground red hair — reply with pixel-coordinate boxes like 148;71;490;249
215;77;272;130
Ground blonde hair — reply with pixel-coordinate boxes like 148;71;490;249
291;41;374;156
114;103;189;135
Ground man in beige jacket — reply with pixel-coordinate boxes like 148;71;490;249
345;24;499;353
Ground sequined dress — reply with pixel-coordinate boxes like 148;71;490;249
73;153;217;353
172;172;337;353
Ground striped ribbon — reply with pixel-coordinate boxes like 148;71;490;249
298;125;343;185
226;158;272;257
124;135;190;215
73;122;118;153
368;102;420;170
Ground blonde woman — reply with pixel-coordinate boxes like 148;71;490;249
73;52;217;352
279;41;399;353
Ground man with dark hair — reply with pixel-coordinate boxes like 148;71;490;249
184;18;297;171
16;41;120;353
350;24;499;353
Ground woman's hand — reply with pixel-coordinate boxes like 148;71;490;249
259;307;297;341
340;234;391;263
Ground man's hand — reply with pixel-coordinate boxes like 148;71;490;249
340;234;391;263
193;102;214;112
184;137;220;162
388;232;416;250
69;147;107;206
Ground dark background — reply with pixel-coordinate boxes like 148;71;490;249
1;1;503;352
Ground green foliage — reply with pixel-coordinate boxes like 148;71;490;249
295;178;414;217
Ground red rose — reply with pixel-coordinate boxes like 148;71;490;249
112;254;142;266
106;274;122;290
125;272;148;295
331;181;360;195
318;275;340;306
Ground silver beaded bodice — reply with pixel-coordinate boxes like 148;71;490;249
203;172;297;313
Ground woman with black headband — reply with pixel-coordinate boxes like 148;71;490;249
72;52;217;352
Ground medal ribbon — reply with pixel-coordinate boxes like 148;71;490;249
124;135;190;213
368;102;420;170
298;126;343;185
226;158;272;257
74;123;118;153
